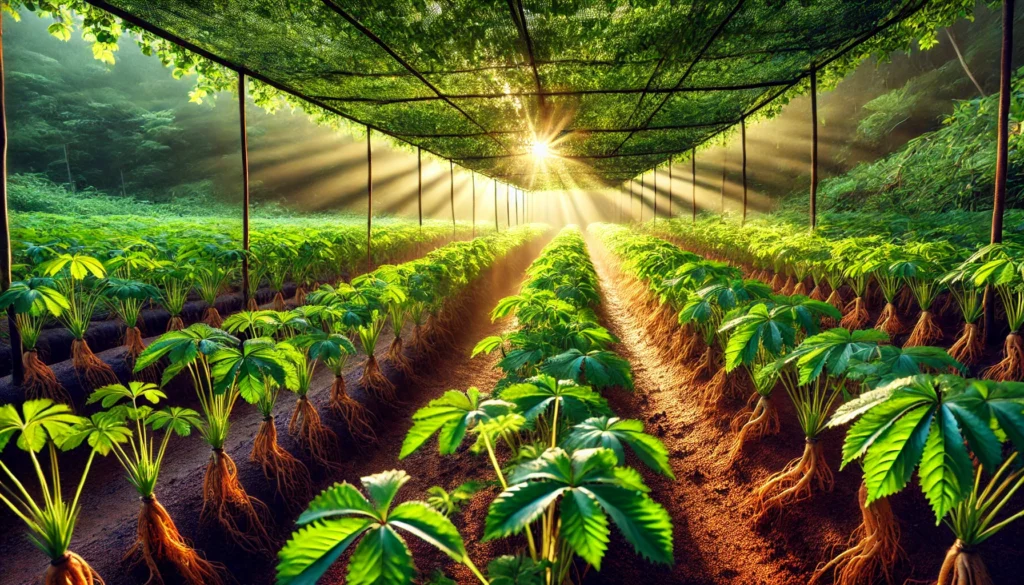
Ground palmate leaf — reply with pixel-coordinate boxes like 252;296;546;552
834;374;1024;523
471;335;505;358
134;324;238;380
60;412;132;456
486;555;546;585
786;327;887;384
0;399;82;453
210;338;289;401
88;381;166;408
147;406;202;437
720;303;795;370
0;278;69;317
501;376;610;427
562;417;674;478
400;387;512;459
485;448;673;569
278;470;469;585
539;349;633;391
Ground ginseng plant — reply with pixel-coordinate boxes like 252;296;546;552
380;265;417;377
889;241;954;347
134;324;276;553
719;296;839;464
942;264;986;367
0;277;70;402
811;345;963;585
191;254;236;328
290;236;334;305
863;244;907;336
279;340;343;469
351;273;407;402
155;262;192;332
276;469;489;585
750;327;884;521
102;277;161;375
0;399;125;585
42;252;119;388
826;375;1024;585
837;239;876;330
957;243;1024;381
83;381;222;585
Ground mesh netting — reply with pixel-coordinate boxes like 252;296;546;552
88;0;931;190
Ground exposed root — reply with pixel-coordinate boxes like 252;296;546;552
272;292;286;312
43;551;104;585
935;540;991;585
386;337;416;378
680;329;706;361
983;332;1024;382
875;303;906;337
129;495;224;585
288;397;341;470
201;449;275;554
202;306;223;328
769;273;783;291
686;345;718;384
166;316;185;332
809;282;828;301
328;375;377;442
728;395;780;464
840;297;870;331
251;417;312;506
293;286;308;305
359;355;397;402
71;338;119;389
793;281;808;296
905;310;943;347
751;440;833;521
124;326;147;365
247;297;259;311
948;322;984;367
780;276;796;296
22;350;70;404
811;484;903;585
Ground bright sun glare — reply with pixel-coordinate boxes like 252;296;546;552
531;140;550;160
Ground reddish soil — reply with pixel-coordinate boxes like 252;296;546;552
0;237;546;585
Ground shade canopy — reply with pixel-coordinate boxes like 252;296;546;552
88;0;939;190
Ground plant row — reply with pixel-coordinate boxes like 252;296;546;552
0;225;543;585
274;226;674;585
1;213;477;402
648;216;1024;383
590;222;1024;585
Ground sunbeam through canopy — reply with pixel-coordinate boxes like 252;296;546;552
87;0;956;190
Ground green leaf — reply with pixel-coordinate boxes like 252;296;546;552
363;470;409;518
583;484;674;566
276;517;373;585
484;480;568;540
862;404;934;503
918;406;974;523
389;501;467;561
560;489;610;569
486;555;546;585
346;525;415;585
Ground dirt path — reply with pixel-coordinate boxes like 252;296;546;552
0;238;545;585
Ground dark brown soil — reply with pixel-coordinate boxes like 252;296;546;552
0;237;546;585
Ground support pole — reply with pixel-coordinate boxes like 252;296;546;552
653;164;658;223
449;160;455;237
238;73;251;309
640;174;645;222
515;187;520;225
720;145;727;214
629;179;634;222
985;0;1014;342
691;149;696;222
0;14;23;386
366;127;372;273
471;172;476;238
417;147;422;234
506;183;511;228
741;116;748;225
810;63;818;231
668;158;673;218
494;180;499;231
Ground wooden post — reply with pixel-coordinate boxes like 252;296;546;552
238;73;251;308
0;14;23;386
471;172;476;238
668;158;673;218
449;160;455;237
985;0;1014;342
810;63;818;231
653;164;658;223
640;174;645;222
629;179;634;222
691;149;696;222
417;147;422;234
494;180;499;231
366;127;372;272
506;183;511;228
720;145;727;214
741;117;748;225
515;187;520;225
